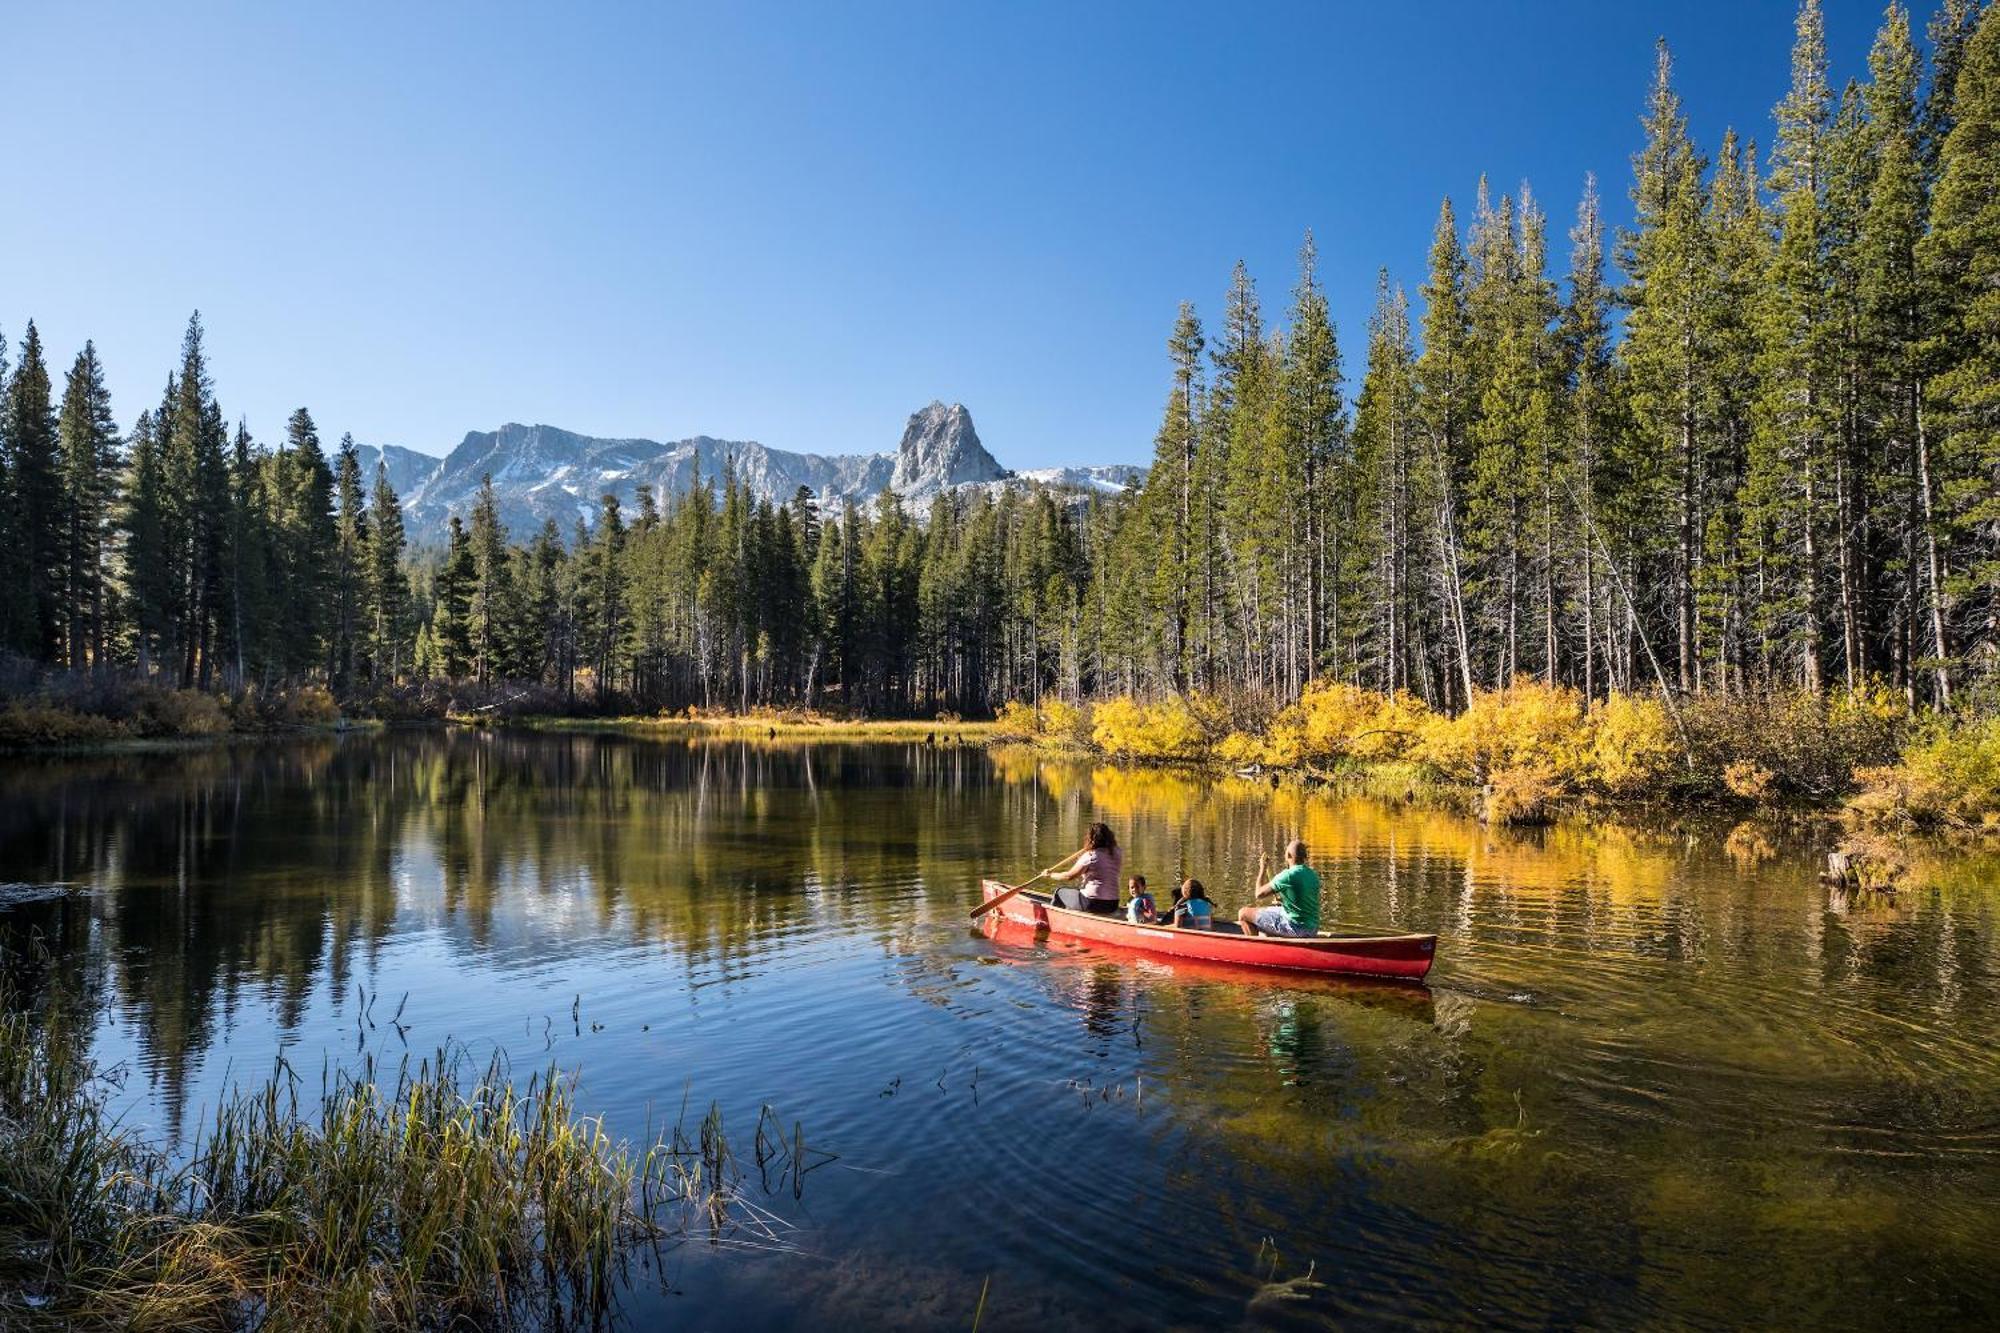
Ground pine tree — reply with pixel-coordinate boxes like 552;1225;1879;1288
120;407;171;673
226;421;273;685
365;463;410;683
1857;3;1947;700
1281;233;1345;683
1701;133;1773;693
1416;199;1478;702
1133;301;1205;691
4;323;61;658
1347;274;1422;694
433;515;474;679
160;314;233;687
332;436;368;687
1621;41;1711;691
1920;0;2000;671
56;341;119;668
1922;0;1984;183
1560;176;1623;696
278;407;336;680
467;475;513;684
587;494;626;698
1750;0;1837;691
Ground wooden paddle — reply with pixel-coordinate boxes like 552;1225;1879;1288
968;869;1053;919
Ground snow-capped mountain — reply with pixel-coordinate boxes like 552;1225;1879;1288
349;443;439;500
376;402;1141;542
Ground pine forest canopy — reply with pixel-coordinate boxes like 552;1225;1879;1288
1;0;1997;718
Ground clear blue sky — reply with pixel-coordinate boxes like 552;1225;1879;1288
1;1;1904;470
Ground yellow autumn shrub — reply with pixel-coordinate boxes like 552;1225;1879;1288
1849;713;2000;829
1240;683;1430;769
1586;692;1677;797
1039;698;1093;750
1216;729;1276;767
1418;681;1588;784
1724;760;1775;801
1413;681;1591;823
992;699;1039;740
1090;695;1207;763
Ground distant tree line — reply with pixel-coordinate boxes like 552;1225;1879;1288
1;0;1996;718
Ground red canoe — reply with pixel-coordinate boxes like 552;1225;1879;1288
978;880;1437;981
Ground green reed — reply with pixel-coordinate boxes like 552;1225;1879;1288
0;990;809;1330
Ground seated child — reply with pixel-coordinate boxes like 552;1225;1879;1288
1125;875;1157;924
1171;877;1214;929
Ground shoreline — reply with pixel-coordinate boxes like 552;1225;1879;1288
513;714;997;743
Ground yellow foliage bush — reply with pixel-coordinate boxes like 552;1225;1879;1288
991;699;1039;740
287;685;341;726
1243;683;1430;769
1039;698;1093;750
135;688;229;737
1418;681;1589;789
1090;695;1208;763
0;703;126;746
1215;729;1274;767
1724;760;1775;801
1850;714;2000;829
1586;692;1677;797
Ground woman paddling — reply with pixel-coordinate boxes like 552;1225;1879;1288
1043;822;1123;915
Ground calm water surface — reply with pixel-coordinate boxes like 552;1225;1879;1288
2;731;1997;1329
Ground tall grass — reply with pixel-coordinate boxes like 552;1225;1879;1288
0;975;817;1329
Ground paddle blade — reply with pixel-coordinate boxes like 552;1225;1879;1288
969;873;1042;919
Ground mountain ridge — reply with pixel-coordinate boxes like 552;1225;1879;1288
362;402;1139;542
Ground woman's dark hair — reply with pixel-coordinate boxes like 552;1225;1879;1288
1183;877;1207;901
1085;822;1116;851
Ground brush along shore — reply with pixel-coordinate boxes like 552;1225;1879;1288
989;682;2000;832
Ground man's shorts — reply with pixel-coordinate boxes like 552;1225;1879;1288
1252;905;1311;936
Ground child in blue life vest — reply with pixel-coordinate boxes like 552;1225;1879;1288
1171;878;1214;929
1125;875;1157;923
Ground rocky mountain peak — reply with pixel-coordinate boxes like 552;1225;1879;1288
889;402;1006;501
381;400;1132;543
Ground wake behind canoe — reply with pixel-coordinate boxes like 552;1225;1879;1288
976;879;1436;981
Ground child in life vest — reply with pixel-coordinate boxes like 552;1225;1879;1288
1125;875;1158;923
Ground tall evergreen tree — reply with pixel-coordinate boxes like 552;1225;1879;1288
1416;199;1478;701
1750;0;1838;691
1621;42;1711;691
432;515;474;679
277;407;335;679
365;463;410;682
467;475;514;685
120;406;171;673
55;341;119;668
4;323;61;658
1920;0;2000;673
1281;233;1345;684
332;436;368;687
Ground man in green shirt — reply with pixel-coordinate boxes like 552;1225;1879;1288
1238;840;1321;937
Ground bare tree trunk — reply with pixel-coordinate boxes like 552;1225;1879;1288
1915;392;1950;706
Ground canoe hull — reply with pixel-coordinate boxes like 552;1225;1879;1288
978;880;1435;980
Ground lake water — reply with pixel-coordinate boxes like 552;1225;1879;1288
2;730;1997;1329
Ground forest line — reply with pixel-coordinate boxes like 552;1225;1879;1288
0;0;1997;731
